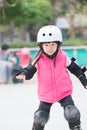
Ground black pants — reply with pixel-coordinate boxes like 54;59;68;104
32;95;81;129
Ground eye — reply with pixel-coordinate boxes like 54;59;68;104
44;43;49;46
52;43;55;46
43;33;45;36
49;33;52;36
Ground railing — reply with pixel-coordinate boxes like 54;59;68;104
9;46;87;66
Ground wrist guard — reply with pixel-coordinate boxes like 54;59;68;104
67;58;87;88
23;65;37;80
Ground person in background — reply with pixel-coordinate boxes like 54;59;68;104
16;25;87;130
0;44;9;61
0;44;13;84
16;47;31;68
10;51;23;84
11;47;31;83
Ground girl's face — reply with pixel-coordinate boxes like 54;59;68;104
42;42;57;56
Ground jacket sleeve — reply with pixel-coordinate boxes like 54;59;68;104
67;58;87;88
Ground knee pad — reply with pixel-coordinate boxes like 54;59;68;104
34;110;50;126
64;105;80;123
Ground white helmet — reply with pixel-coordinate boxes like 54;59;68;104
37;25;62;43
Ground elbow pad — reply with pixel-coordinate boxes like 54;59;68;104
67;61;87;88
23;65;37;80
67;61;84;78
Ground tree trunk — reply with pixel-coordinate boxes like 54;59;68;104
68;0;75;39
7;21;14;42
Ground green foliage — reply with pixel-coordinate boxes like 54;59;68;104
19;0;54;27
0;39;87;49
19;0;54;36
6;41;38;48
78;0;87;3
34;0;54;26
5;2;23;25
0;0;87;42
0;0;54;27
63;39;87;46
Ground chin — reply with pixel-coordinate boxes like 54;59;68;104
48;53;54;56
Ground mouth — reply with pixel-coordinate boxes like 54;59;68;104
47;51;54;55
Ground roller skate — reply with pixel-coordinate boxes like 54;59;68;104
70;125;82;130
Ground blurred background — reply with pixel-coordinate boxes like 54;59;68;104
0;0;87;44
0;0;87;84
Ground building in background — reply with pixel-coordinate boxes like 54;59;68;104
56;15;87;40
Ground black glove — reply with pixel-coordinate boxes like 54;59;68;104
16;65;37;80
15;68;23;76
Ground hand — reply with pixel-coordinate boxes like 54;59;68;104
16;74;25;80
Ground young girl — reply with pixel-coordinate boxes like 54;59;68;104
16;25;87;130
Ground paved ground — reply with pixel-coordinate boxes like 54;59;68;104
0;75;87;130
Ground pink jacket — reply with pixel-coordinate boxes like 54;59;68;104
37;50;73;103
16;52;31;68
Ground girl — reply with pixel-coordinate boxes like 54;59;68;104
16;25;87;130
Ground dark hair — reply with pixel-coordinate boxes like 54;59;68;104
29;49;42;66
1;44;9;50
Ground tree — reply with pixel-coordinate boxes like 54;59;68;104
20;0;54;40
0;0;54;41
49;0;87;40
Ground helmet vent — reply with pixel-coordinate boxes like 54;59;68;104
49;33;52;36
43;33;45;36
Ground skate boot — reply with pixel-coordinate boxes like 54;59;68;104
70;125;82;130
